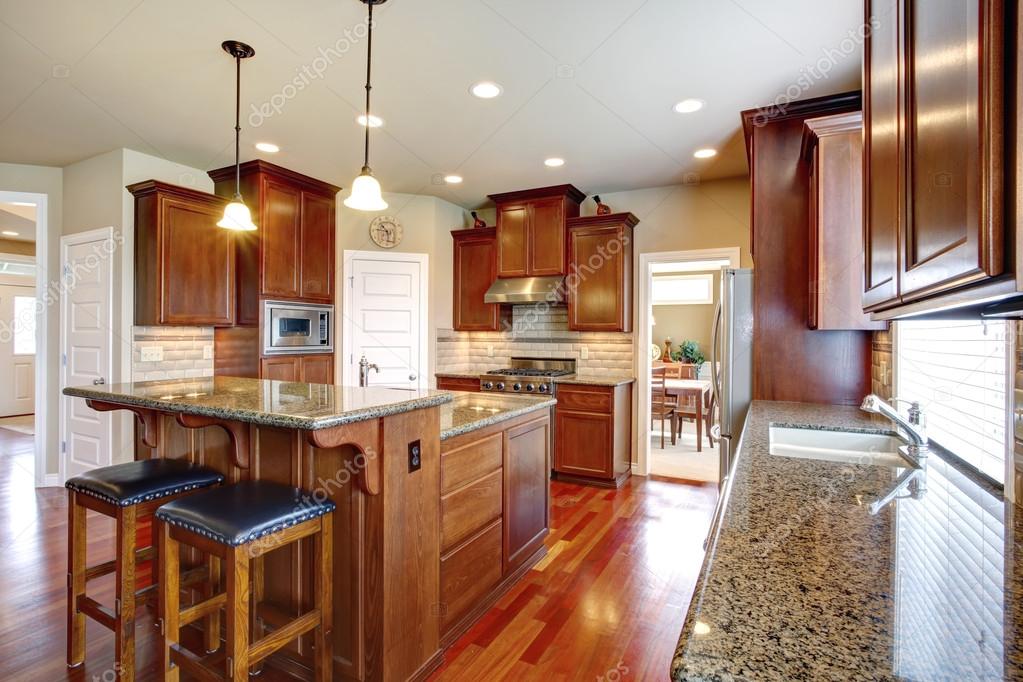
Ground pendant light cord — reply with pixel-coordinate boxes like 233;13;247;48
234;54;242;199
362;1;374;170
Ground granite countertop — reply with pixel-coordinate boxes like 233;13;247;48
672;400;1023;681
440;393;556;441
63;376;453;430
435;372;479;379
435;371;634;387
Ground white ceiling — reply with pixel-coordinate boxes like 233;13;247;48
0;0;863;208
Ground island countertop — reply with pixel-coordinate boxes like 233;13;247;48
439;392;556;440
63;376;454;430
672;400;1023;681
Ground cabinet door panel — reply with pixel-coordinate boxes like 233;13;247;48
160;197;234;325
863;0;903;310
440;520;502;632
496;205;528;278
504;416;550;571
528;198;565;276
901;0;1003;298
453;235;500;330
260;355;300;382
554;409;612;478
568;226;623;331
261;180;302;298
441;469;503;552
299;192;334;301
300;354;334;384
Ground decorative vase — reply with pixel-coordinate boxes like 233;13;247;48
661;339;673;362
471;211;487;229
593;195;611;216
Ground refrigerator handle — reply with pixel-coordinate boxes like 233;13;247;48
710;300;723;418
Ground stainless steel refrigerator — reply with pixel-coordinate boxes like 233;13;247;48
711;268;754;487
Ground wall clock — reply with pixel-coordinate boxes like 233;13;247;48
369;215;403;249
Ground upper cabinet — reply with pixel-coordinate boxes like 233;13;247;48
452;227;509;332
801;113;886;331
488;185;584;278
129;181;235;327
862;0;1014;315
208;160;339;315
566;213;639;332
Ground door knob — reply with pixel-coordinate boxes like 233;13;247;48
93;378;106;386
409;374;417;381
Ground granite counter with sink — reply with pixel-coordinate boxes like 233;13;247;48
671;400;1023;681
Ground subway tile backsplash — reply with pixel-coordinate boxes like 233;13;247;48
132;326;214;382
436;305;634;376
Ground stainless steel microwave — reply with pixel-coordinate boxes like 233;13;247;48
263;301;333;354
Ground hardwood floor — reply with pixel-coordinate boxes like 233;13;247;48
0;426;717;681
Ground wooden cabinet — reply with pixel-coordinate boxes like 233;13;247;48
129;181;234;327
259;354;334;383
503;414;550;572
862;0;1011;315
566;213;638;332
436;376;481;392
452;228;508;331
802;113;886;331
299;192;335;300
488;185;584;278
554;382;632;488
261;179;302;298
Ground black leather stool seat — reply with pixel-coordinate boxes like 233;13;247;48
65;459;224;507
155;481;336;547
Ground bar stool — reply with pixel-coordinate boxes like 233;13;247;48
155;480;335;681
65;458;224;679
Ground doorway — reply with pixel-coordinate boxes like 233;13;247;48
637;247;741;481
341;250;429;389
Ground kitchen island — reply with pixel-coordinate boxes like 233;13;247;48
671;401;1023;681
63;377;555;681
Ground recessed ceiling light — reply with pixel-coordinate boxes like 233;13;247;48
470;81;502;99
694;148;718;159
357;114;384;128
544;157;565;168
1;231;19;237
444;175;463;184
8;201;34;207
255;142;280;153
673;99;705;114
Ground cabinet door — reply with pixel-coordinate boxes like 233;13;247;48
300;354;334;384
260;355;300;382
496;204;528;277
504;415;550;572
261;179;302;298
900;0;1004;299
436;376;482;392
527;198;566;276
862;0;903;310
568;225;625;331
299;192;334;301
554;409;612;479
453;235;500;331
160;196;235;326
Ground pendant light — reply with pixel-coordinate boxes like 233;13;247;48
218;40;258;231
344;0;388;212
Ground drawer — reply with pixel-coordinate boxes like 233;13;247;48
436;376;481;392
555;384;613;413
441;468;503;552
441;432;503;495
440;519;503;631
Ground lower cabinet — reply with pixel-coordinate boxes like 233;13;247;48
259;354;335;383
436;376;481;392
438;409;551;643
554;382;633;488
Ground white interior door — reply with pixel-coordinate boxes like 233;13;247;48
0;282;36;416
344;253;427;389
61;231;113;478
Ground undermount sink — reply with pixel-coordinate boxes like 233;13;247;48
768;426;913;468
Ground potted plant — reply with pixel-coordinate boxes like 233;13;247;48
672;340;705;374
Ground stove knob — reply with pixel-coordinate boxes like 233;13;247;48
496;382;505;391
483;381;493;390
512;383;522;391
525;383;535;392
538;383;549;393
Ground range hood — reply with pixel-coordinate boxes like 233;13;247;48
484;276;566;304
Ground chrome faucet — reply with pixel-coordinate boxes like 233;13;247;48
358;355;379;387
860;394;929;462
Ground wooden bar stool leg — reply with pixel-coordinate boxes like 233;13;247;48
314;515;333;682
205;554;221;654
250;554;265;675
115;505;138;682
226;545;250;680
159;522;181;682
66;492;86;668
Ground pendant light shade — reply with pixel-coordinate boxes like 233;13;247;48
219;40;257;231
345;0;389;212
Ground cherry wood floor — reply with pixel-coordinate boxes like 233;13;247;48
0;427;716;681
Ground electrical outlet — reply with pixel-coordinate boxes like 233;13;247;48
203;345;214;360
880;359;889;385
580;346;589;360
140;346;163;362
408;439;422;473
487;344;494;357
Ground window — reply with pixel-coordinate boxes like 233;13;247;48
651;274;713;305
13;296;35;356
895;319;1006;482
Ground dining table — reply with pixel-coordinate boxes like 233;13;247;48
664;378;713;452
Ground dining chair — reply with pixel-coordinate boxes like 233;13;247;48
675;386;716;449
650;367;677;449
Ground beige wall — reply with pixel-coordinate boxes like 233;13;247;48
0;161;62;478
651;269;720;357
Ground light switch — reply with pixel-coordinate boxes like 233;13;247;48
140;346;163;362
203;345;214;360
487;345;494;357
580;346;589;360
